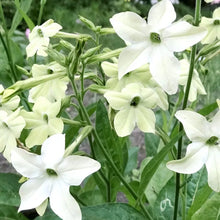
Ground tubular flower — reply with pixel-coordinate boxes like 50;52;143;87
26;19;62;57
29;62;68;102
0;109;25;161
110;0;207;94
21;97;63;148
167;110;220;192
11;134;101;220
179;59;206;102
104;83;158;137
200;7;220;44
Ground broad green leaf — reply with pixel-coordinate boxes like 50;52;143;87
124;146;138;175
81;203;146;220
14;0;35;30
186;167;208;214
152;177;175;220
192;193;220;220
140;158;173;206
0;173;21;206
187;183;213;220
138;132;182;196
34;209;60;220
79;189;105;205
144;133;160;157
9;0;33;35
0;205;28;220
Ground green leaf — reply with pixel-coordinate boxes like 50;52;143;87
79;189;105;206
140;158;173;206
0;205;28;220
187;183;213;220
144;133;160;157
0;173;21;206
152;177;175;219
138;132;182;196
192;193;220;220
81;203;146;220
9;0;33;35
14;0;35;30
198;102;218;116
124;146;138;175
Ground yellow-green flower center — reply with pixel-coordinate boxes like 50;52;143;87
130;96;140;107
43;114;49;123
150;32;161;43
214;19;220;25
206;136;219;146
37;28;44;37
46;168;57;176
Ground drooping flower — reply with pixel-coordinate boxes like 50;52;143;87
167;110;220;192
0;109;25;161
104;83;158;137
21;97;63;148
11;134;101;220
101;60;168;110
179;59;206;102
0;84;20;112
110;0;207;94
26;19;62;57
29;62;68;102
200;7;220;44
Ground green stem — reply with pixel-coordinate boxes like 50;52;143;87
173;1;202;219
37;0;46;25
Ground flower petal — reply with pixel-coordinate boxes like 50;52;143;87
114;107;136;137
104;91;130;110
50;180;82;220
210;111;220;137
118;42;152;79
11;148;44;178
167;142;208;174
136;106;155;133
162;21;207;52
110;11;148;44
175;110;211;142
41;134;65;168
206;146;220;192
58;155;101;185
149;45;180;94
19;177;52;212
148;0;176;30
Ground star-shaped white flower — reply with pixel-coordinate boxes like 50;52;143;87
21;97;63;148
11;134;101;220
104;83;157;137
0;109;25;161
26;19;62;57
200;7;220;44
110;0;207;94
167;110;220;192
29;62;68;102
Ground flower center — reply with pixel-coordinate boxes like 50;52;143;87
37;28;44;37
43;114;49;123
2;121;9;128
206;136;219;146
213;19;220;25
47;69;54;74
46;168;58;176
150;32;161;43
130;96;140;107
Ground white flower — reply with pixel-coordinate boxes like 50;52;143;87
0;109;25;161
21;97;63;148
110;0;207;94
29;62;68;102
167;110;220;192
101;61;168;110
26;19;62;57
104;83;157;137
179;59;206;102
200;8;220;44
11;134;101;220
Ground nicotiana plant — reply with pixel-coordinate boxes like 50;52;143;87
0;0;219;219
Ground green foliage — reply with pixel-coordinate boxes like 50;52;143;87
0;205;28;220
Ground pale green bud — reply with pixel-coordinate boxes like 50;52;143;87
15;65;31;77
55;31;91;41
99;28;115;35
47;47;66;66
81;45;102;59
79;16;96;31
59;39;75;51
